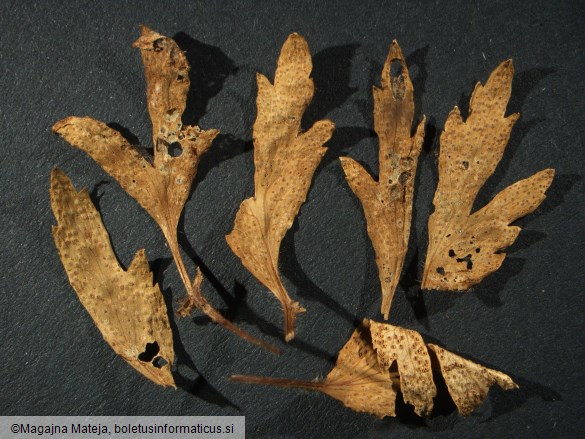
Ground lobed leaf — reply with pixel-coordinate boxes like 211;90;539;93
340;41;425;319
422;60;554;290
50;169;175;388
53;26;219;243
226;33;334;341
52;26;277;354
232;319;517;418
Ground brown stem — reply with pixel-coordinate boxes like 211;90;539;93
231;374;324;391
164;228;281;355
282;298;304;342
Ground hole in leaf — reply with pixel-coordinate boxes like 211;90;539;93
168;142;182;157
152;356;168;369
138;341;160;362
153;38;164;51
456;254;473;270
390;60;403;78
436;267;445;276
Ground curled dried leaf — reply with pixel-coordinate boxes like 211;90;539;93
340;41;425;319
428;344;517;416
50;169;175;388
226;33;335;341
422;60;554;290
233;323;397;418
232;319;517;418
52;26;276;354
369;320;435;416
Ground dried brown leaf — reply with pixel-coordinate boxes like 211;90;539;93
340;41;425;319
50;168;175;388
226;33;335;341
232;319;517;418
53;27;218;246
422;60;554;290
428;344;517;416
52;27;277;354
233;323;397;418
369;320;435;416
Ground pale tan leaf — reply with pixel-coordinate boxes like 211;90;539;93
52;27;277;354
340;41;425;319
369;320;435;416
52;26;219;243
232;319;517;418
422;60;554;290
319;322;397;418
226;33;335;341
50;168;175;388
428;344;518;416
232;322;397;419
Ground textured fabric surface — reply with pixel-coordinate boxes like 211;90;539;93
1;1;584;437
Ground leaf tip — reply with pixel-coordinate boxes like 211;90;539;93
387;39;406;61
540;167;556;184
501;58;514;72
52;116;75;135
278;32;311;76
132;25;164;50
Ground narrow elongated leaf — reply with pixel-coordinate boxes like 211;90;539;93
422;60;554;290
226;34;335;341
50;168;175;387
340;41;425;318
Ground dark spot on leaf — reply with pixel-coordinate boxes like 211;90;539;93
436;267;445;275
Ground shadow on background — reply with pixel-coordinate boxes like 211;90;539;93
149;256;239;409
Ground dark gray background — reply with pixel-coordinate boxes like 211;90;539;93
2;1;584;437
